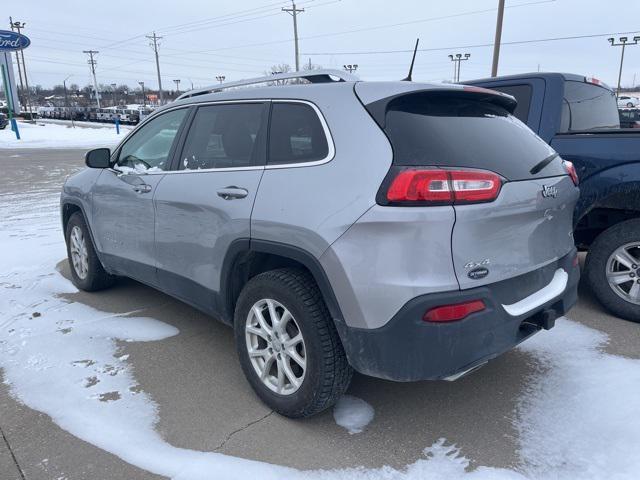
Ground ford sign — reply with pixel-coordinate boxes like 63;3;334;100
0;30;30;51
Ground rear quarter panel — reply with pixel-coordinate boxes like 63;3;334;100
251;85;392;259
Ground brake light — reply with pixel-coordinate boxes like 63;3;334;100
386;169;502;205
424;300;486;322
387;170;450;202
563;160;579;186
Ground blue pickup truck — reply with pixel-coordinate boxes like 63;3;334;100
469;73;640;322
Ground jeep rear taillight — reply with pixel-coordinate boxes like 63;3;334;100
563;160;579;186
385;168;502;205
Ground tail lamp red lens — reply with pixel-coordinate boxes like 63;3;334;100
563;160;579;186
386;169;502;205
423;300;486;323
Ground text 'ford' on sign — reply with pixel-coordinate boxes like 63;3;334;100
0;30;31;51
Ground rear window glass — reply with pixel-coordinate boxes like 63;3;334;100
491;84;532;123
560;81;620;132
268;103;329;165
381;93;564;181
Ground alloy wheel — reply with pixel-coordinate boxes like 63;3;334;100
70;225;89;280
606;242;640;305
245;298;306;395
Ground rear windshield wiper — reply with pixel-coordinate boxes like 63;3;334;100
530;153;559;175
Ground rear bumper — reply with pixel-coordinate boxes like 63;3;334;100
337;249;579;382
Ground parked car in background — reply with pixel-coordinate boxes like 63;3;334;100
61;70;580;417
469;73;640;322
619;108;640;128
617;95;640;108
0;112;8;130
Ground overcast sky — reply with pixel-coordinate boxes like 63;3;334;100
7;0;640;91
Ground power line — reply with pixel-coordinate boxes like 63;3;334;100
302;30;640;56
157;0;547;57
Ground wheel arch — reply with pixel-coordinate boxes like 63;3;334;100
61;199;110;272
221;239;345;327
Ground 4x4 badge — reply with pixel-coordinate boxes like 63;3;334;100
542;185;558;198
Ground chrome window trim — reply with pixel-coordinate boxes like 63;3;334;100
113;98;335;176
265;99;336;170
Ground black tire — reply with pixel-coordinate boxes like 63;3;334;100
234;268;352;418
585;219;640;322
627;102;635;108
65;212;116;291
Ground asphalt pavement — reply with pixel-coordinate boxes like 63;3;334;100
1;148;639;480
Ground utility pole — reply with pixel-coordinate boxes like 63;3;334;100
343;64;358;74
9;17;33;119
491;0;505;77
283;1;304;71
138;81;146;106
83;50;101;108
609;36;640;96
448;53;470;82
9;17;25;113
173;79;180;96
147;32;164;104
216;75;226;84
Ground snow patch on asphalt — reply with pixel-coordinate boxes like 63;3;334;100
516;320;640;479
1;169;639;479
333;395;375;434
0;121;132;149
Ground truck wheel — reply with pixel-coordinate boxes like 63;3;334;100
585;219;640;322
234;268;352;418
65;212;116;291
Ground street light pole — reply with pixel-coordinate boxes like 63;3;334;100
173;79;181;96
63;75;75;128
111;83;117;107
343;64;358;74
448;53;471;82
609;36;640;96
138;81;146;106
216;75;226;84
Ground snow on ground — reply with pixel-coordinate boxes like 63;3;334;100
333;395;375;434
1;173;639;479
0;120;132;149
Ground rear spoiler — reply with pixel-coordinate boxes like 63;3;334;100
359;85;518;130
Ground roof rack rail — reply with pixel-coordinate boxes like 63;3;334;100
176;69;358;100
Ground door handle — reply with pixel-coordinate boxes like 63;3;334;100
132;184;152;194
217;186;249;200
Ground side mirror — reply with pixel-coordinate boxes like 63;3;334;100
85;148;111;168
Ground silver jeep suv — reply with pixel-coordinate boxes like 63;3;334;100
61;70;580;417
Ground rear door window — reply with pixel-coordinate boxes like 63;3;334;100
179;103;267;170
560;81;620;132
491;84;532;123
268;102;329;165
380;92;564;181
